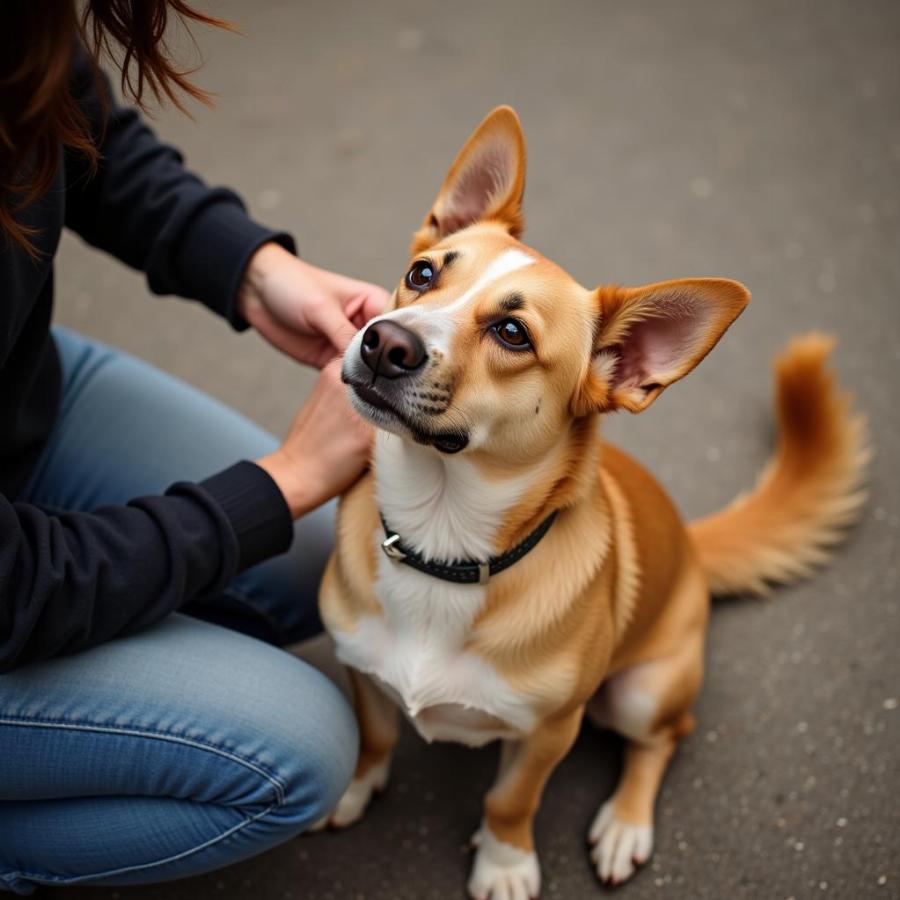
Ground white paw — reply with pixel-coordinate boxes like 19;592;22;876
468;824;540;900
588;800;653;885
308;756;390;832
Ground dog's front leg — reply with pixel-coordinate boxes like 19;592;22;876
468;706;584;900
314;668;398;829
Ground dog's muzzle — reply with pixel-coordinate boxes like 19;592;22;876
344;319;469;454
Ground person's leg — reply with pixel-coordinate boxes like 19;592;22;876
0;614;357;894
20;326;332;645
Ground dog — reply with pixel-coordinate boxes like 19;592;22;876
314;106;868;898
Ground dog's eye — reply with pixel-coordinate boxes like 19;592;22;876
492;318;532;350
405;260;435;292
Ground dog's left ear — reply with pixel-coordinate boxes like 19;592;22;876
411;106;526;253
573;278;750;415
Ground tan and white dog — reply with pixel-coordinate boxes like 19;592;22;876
316;106;868;898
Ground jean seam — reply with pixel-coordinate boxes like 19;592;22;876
0;715;291;889
0;715;286;805
1;800;279;887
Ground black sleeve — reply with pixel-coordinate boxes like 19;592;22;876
63;46;295;328
0;462;293;673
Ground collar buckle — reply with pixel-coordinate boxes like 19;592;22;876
381;533;407;562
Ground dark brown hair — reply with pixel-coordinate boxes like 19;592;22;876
0;0;231;257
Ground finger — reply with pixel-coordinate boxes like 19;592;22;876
362;287;390;320
308;298;360;353
343;292;367;322
348;289;390;331
250;303;333;366
345;285;388;322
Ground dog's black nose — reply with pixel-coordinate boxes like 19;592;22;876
360;320;427;378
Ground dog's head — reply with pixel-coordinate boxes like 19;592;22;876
343;106;749;461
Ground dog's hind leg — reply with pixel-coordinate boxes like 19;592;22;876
313;668;398;830
468;706;583;900
586;624;704;885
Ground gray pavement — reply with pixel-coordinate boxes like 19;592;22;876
57;0;898;897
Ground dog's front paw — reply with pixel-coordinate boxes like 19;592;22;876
309;756;390;832
588;799;653;885
468;824;540;900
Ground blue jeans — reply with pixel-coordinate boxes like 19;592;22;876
0;328;358;894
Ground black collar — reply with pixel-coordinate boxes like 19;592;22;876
380;511;558;585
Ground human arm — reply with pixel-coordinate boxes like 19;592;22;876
62;44;291;326
63;46;388;359
0;361;370;673
0;463;288;673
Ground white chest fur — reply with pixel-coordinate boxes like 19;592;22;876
332;434;542;746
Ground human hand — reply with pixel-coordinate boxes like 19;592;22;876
237;243;389;368
256;358;372;518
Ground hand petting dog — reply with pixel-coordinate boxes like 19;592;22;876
238;242;388;367
239;245;388;518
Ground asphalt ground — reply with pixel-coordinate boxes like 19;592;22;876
53;1;898;897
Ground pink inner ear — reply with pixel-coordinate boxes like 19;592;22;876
611;297;709;389
445;140;512;230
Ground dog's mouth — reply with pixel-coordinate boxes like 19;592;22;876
349;381;397;416
345;379;469;454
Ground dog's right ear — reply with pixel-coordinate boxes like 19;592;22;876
411;106;526;254
572;278;750;416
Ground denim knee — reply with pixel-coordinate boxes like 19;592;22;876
0;617;358;892
264;662;358;829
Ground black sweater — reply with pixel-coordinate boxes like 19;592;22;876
0;50;296;672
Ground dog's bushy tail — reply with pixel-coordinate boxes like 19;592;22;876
688;333;869;596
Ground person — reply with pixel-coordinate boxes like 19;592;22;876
0;2;388;893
